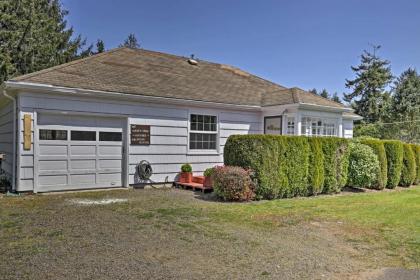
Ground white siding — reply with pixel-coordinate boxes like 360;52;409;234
0;102;14;178
18;92;263;190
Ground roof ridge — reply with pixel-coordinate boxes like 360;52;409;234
12;47;126;81
130;48;287;90
301;87;344;107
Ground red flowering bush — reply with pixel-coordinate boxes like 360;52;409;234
212;166;255;201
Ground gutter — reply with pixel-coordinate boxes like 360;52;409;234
1;87;17;192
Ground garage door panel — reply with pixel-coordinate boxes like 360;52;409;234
39;175;67;186
71;145;96;156
70;159;96;170
39;160;68;171
98;173;122;184
70;173;96;185
99;159;121;169
98;145;122;156
39;145;68;155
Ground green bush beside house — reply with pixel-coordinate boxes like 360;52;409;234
411;144;420;185
307;138;325;195
383;140;404;189
359;139;388;189
347;142;380;188
399;144;416;187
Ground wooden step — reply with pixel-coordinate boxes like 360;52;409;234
192;176;205;184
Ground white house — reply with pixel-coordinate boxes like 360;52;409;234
0;47;361;193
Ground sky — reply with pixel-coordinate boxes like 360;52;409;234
61;0;420;98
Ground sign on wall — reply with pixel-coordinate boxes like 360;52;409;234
131;125;150;145
264;116;282;135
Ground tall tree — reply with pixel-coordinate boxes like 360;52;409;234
331;92;342;104
120;33;140;49
391;68;420;141
0;0;91;84
96;39;105;53
308;88;318;95
319;89;330;99
344;45;393;123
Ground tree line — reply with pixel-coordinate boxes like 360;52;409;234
0;0;140;85
310;45;419;143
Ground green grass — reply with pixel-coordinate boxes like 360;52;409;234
204;187;420;267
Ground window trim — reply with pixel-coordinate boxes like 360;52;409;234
187;111;220;155
300;116;338;137
264;116;282;135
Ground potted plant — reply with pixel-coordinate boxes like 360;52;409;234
203;167;215;188
179;163;193;183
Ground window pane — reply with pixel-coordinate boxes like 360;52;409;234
211;124;217;131
191;114;197;123
39;129;67;140
71;131;96;141
197;122;203;131
189;133;217;150
191;122;197;130
99;132;122;141
204;123;210;131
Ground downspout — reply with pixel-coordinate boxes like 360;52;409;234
2;88;17;192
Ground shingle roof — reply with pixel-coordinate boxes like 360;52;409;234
11;47;346;109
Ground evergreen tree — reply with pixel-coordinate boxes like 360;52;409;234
0;0;91;84
391;68;420;142
331;92;342;104
319;89;330;99
120;33;140;49
308;88;318;95
344;45;393;123
96;39;105;53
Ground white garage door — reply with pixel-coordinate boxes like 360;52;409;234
36;114;125;192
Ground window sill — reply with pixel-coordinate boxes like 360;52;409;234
187;150;221;156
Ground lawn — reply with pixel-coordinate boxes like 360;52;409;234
0;186;419;279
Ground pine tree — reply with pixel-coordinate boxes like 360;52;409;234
331;92;342;104
344;45;393;123
96;39;105;53
319;89;330;99
120;33;140;49
391;68;420;142
0;0;91;84
308;88;318;95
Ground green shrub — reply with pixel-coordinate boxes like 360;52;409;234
411;144;420;185
359;139;388;189
318;137;350;194
203;167;215;177
224;135;288;199
383;140;403;189
307;137;324;195
212;166;255;201
399;144;416;187
181;163;192;173
347;142;380;188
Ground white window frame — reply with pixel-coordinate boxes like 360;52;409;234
187;111;220;155
300;116;338;137
286;116;295;135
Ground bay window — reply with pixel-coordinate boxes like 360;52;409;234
189;114;218;150
301;117;337;137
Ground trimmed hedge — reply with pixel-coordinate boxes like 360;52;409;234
317;137;349;194
383;140;404;189
224;135;348;199
359;139;388;189
307;138;324;195
399;144;416;187
411;144;420;185
347;142;380;188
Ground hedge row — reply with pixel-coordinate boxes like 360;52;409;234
224;135;419;200
359;139;388;189
224;135;349;199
